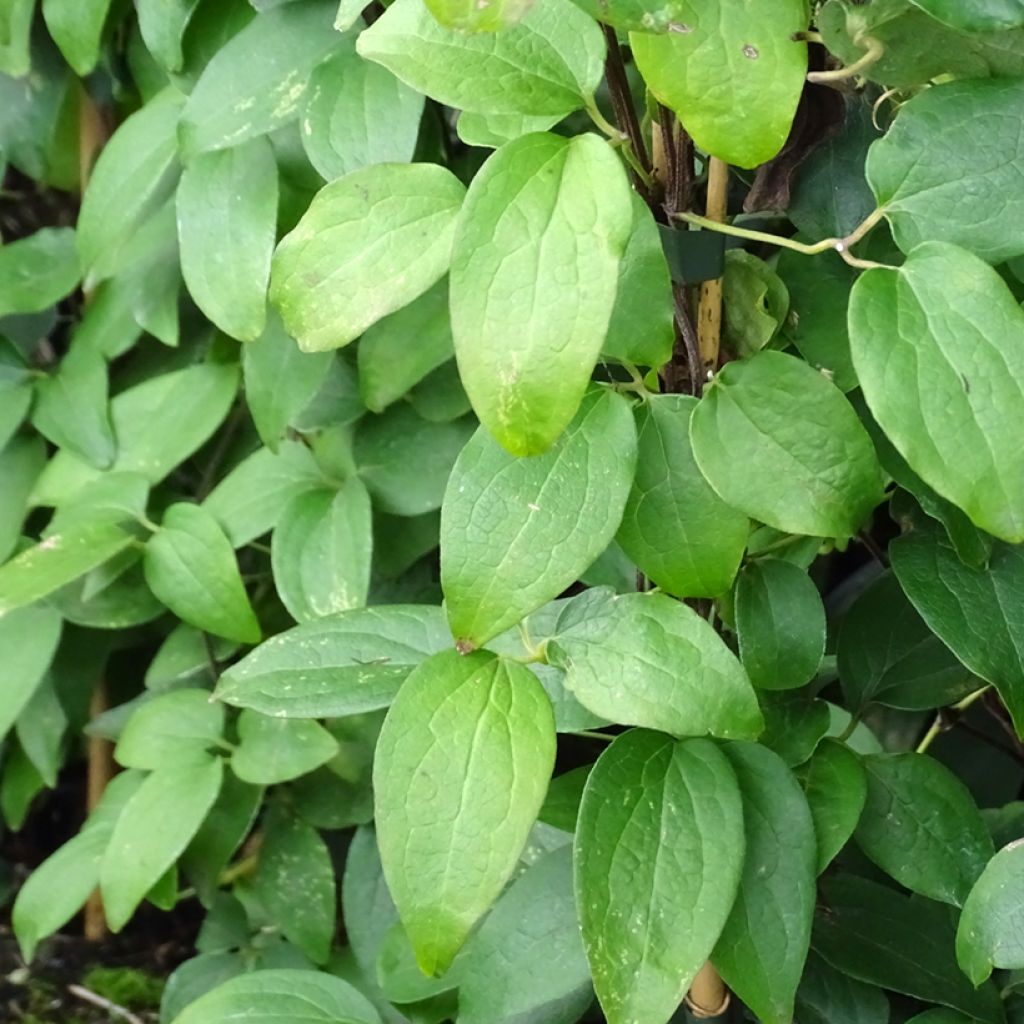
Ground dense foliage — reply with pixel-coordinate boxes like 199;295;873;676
3;0;1024;1022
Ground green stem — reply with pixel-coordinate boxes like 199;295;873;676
916;687;990;754
807;36;885;84
675;211;839;255
576;730;613;743
586;96;625;142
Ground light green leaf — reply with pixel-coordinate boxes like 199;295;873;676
630;0;808;168
0;605;61;743
301;45;424;182
177;136;278;341
179;0;346;156
440;388;637;648
41;0;112;75
32;340;115;469
17;674;67;786
353;404;474;516
855;752;993;906
146;625;237;691
144;502;261;644
456;110;560;148
0;0;34;77
216;605;451;717
231;710;339;784
357;279;452;413
356;0;604;117
450;131;631;455
376;922;457;1003
0;520;134;615
272;481;372;622
867;78;1024;263
115;689;225;771
713;742;816;1024
425;0;532;31
101;757;224;932
0;434;45;562
0;227;80;317
253;813;337;964
722;249;789;357
77;88;183;281
690;350;885;538
911;0;1024;30
136;0;201;71
735;559;826;690
170;969;380;1024
548;589;762;739
957;839;1024;984
851;242;1024;542
575;731;744;1024
270;163;465;352
374;649;556;975
803;739;867;873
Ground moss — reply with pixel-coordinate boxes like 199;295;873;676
80;965;164;1010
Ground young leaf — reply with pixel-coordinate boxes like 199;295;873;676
630;0;807;168
356;0;604;117
441;388;637;647
0;606;62;743
867;78;1024;263
301;45;424;182
0;227;80;316
231;710;339;784
270;163;465;352
575;731;744;1024
690;351;885;538
722;250;789;357
548;590;762;739
101;757;224;932
891;518;1024;735
956;839;1024;984
713;742;817;1024
179;0;347;156
215;605;451;717
735;559;826;690
40;0;112;75
850;242;1024;542
450;131;632;455
115;689;226;771
373;649;556;975
855;753;994;906
144;502;261;645
253;813;336;964
176;136;278;342
271;481;372;622
803;739;867;873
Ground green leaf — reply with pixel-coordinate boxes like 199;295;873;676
855;752;993;906
0;520;134;615
231;709;339;784
101;757;224;932
450;131;631;455
457;845;592;1024
0;227;80;316
0;434;45;563
690;350;885;538
425;0;532;31
302;45;424;181
170;969;380;1024
957;839;1024;984
722;250;789;358
77;88;183;281
357;279;452;414
144;502;261;644
905;1011;977;1024
353;404;474;516
759;690;830;768
179;0;347;156
850;242;1024;542
891;518;1024;735
1;738;46;831
838;571;976;713
17;674;67;786
270;163;465;352
910;0;1024;30
796;951;889;1024
115;689;225;771
343;825;399;974
712;742;816;1024
735;559;826;690
0;605;61;743
374;649;556;975
32;340;115;469
867;79;1024;263
356;0;604;117
0;0;33;77
548;589;762;739
40;0;112;75
216;605;450;716
803;739;867;873
176;137;278;341
812;874;1005;1024
376;922;457;1003
272;482;372;622
575;731;744;1024
136;0;200;71
253;813;337;964
630;0;808;169
456;110;560;149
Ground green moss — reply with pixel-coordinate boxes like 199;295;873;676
80;965;164;1010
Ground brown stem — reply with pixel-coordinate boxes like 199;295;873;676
658;106;694;218
84;680;113;942
600;24;653;204
697;158;730;378
667;283;702;397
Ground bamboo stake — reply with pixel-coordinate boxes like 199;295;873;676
696;157;730;379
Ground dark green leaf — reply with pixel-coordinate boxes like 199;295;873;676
0;227;80;316
795;951;889;1024
910;0;1024;30
803;739;867;873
